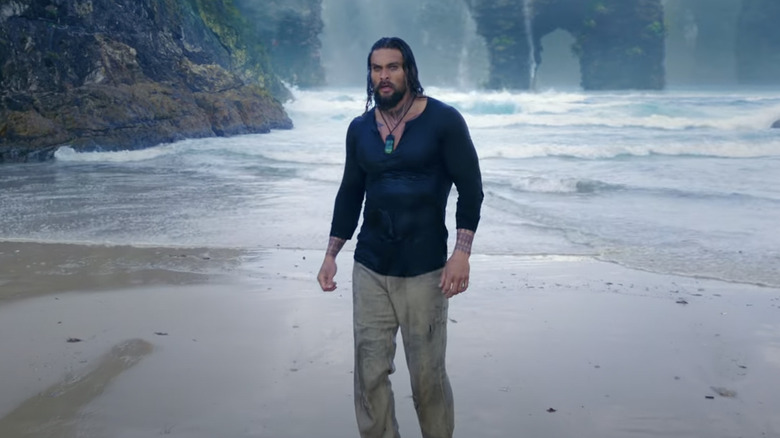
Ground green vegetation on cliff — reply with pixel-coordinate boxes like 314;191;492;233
187;0;289;98
575;0;665;89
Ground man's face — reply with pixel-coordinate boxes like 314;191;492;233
370;48;408;111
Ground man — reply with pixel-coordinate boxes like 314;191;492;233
317;36;483;438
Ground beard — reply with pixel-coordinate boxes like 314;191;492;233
374;83;407;111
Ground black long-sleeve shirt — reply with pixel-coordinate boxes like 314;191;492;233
329;97;483;277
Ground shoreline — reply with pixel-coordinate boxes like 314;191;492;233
0;241;245;303
1;241;779;437
3;240;775;301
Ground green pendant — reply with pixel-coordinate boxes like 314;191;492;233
384;134;395;154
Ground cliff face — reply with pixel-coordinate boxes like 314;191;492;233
467;0;532;90
0;0;292;163
575;0;665;90
235;0;324;88
468;0;665;90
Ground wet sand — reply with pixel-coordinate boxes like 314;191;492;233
0;242;244;302
1;242;779;437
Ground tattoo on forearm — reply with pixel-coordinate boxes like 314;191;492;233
326;236;346;258
454;229;474;255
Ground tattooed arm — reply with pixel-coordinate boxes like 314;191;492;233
318;236;346;292
438;228;475;298
453;228;474;255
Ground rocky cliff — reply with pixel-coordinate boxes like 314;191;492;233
468;0;665;90
0;0;293;163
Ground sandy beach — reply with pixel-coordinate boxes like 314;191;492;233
1;241;779;438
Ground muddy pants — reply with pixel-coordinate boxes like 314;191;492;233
352;262;454;438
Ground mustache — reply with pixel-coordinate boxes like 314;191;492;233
376;81;394;89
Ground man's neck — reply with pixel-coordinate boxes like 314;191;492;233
380;92;414;119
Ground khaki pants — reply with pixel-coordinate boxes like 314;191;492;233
352;262;454;438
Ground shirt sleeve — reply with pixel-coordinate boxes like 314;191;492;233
329;118;366;239
440;105;484;232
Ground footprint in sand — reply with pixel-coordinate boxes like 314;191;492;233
0;338;153;438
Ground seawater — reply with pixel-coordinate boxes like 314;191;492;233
1;87;779;287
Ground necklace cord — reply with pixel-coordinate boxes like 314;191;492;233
379;97;414;138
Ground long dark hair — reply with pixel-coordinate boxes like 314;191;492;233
365;37;425;113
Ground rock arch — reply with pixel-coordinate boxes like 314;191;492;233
467;0;665;90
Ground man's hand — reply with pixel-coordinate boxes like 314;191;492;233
317;256;338;292
439;250;470;298
318;236;345;292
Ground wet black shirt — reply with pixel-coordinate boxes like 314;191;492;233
329;97;484;277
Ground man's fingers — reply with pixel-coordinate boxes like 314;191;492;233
441;278;453;294
441;277;470;298
317;271;337;292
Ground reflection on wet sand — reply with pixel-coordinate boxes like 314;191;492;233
0;242;243;303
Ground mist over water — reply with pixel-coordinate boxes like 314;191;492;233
663;0;741;86
2;85;779;288
319;0;767;90
319;0;489;88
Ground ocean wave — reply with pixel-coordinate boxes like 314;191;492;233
285;87;780;132
54;144;181;162
476;136;780;160
486;172;780;203
52;87;780;166
465;110;780;131
54;134;346;168
488;175;623;195
437;87;780;131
